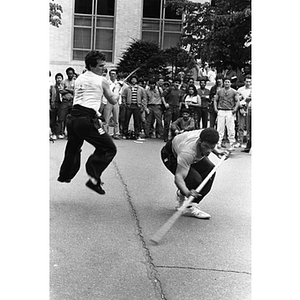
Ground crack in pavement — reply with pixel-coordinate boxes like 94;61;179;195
113;162;168;300
156;265;251;275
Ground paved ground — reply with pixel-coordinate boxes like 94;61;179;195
50;136;251;300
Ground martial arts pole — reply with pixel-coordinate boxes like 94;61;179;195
150;154;228;245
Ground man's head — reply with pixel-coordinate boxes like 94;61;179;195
55;73;63;85
173;78;181;88
181;108;190;120
85;50;106;75
200;79;207;89
224;77;232;88
66;67;75;80
198;128;219;156
130;75;138;85
244;74;251;88
216;74;224;86
109;69;117;81
148;78;156;89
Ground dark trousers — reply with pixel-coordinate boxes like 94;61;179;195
198;107;209;128
124;104;141;137
58;100;73;135
145;105;163;136
209;111;217;129
163;106;179;141
161;140;215;204
119;104;126;136
50;107;60;135
58;106;117;182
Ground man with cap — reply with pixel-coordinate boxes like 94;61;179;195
161;128;228;219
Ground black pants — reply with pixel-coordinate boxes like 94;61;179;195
124;104;141;138
58;105;117;182
161;140;215;204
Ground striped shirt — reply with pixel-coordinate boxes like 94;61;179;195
131;86;138;104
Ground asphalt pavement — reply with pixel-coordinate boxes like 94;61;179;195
50;135;251;300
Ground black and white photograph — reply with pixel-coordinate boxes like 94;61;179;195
3;0;299;299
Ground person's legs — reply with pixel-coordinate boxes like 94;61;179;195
217;110;225;146
132;105;142;138
209;111;217;129
201;107;209;128
226;111;236;146
237;112;246;145
123;106;133;138
145;107;154;137
103;102;113;133
58;115;84;182
184;157;216;204
163;108;172;141
153;106;163;136
112;103;120;136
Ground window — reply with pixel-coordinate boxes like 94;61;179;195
73;0;115;62
142;0;182;49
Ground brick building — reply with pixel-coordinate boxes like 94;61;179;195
49;0;207;77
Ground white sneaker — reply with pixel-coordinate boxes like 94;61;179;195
58;134;65;139
175;190;187;210
182;203;211;219
51;134;57;140
137;137;145;141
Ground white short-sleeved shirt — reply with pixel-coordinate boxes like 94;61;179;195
73;71;104;112
172;130;204;170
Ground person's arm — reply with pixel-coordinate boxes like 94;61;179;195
232;91;240;114
214;92;219;113
102;78;119;105
171;119;181;133
184;118;195;131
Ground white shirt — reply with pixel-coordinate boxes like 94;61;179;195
237;86;251;106
73;71;104;112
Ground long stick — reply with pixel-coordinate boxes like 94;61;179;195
150;155;227;245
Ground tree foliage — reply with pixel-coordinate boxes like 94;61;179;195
116;40;197;80
49;0;63;27
166;0;251;69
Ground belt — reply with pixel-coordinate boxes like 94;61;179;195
218;108;232;111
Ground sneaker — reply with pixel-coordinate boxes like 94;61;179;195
137;137;145;141
228;145;235;151
58;134;65;139
182;203;211;219
51;134;57;140
234;142;241;148
175;190;187;210
86;179;105;195
113;135;121;140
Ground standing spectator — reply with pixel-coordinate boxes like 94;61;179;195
237;75;252;147
171;108;195;137
57;50;119;194
122;75;146;140
181;84;201;128
144;79;165;139
198;62;209;80
214;77;240;151
207;65;217;84
208;74;224;129
49;73;64;140
197;79;210;129
177;71;188;92
242;87;252;153
58;67;76;138
162;78;184;142
103;69;122;139
117;73;128;138
137;78;148;137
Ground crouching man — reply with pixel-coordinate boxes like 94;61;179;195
161;128;227;219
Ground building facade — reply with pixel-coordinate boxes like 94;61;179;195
49;0;204;76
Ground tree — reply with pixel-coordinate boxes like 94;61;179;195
166;0;251;69
116;39;168;80
49;0;63;27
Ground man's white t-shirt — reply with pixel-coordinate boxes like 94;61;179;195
73;71;104;112
172;130;204;170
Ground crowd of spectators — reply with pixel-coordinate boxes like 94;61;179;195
49;62;251;152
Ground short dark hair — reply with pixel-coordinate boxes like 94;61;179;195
148;79;156;85
55;73;63;80
181;108;190;114
199;128;219;144
85;50;106;70
66;67;75;74
245;74;252;80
